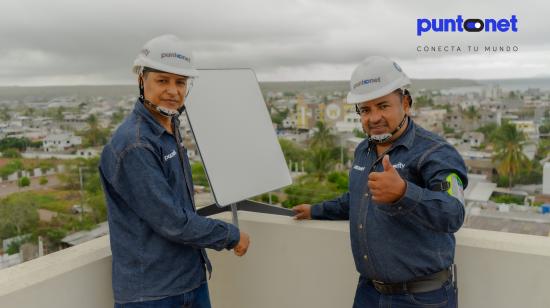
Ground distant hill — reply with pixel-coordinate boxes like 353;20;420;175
0;85;137;102
411;79;480;91
0;78;502;102
258;79;481;96
259;81;348;95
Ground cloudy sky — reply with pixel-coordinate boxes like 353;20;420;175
0;0;548;86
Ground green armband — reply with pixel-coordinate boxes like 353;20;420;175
446;173;465;205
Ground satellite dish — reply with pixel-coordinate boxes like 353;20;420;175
185;69;292;207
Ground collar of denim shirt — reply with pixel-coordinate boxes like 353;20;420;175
132;99;170;137
380;116;416;150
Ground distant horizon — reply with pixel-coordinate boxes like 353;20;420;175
1;76;550;88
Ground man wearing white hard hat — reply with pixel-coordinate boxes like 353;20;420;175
99;34;250;307
294;56;467;307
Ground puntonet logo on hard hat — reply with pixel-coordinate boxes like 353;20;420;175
417;15;518;36
353;77;381;90
160;52;191;63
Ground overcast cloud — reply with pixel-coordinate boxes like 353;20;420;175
0;0;548;86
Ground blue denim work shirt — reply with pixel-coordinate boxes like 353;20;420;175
311;118;468;283
99;100;240;303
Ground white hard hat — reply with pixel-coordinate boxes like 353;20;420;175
346;56;410;104
132;34;199;78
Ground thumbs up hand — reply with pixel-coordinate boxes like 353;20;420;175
367;155;407;204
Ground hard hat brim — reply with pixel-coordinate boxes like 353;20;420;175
133;56;200;78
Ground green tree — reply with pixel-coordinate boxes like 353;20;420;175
43;228;67;248
57;161;82;190
309;121;335;149
191;162;210;188
307;147;335;180
80;116;111;147
492;121;530;189
514;160;542;185
86;193;107;223
2;148;21;158
87;114;98;128
38;160;55;173
443;123;455;135
23;107;35;117
539;119;550;135
54;106;65;122
282;175;346;208
327;171;348;190
6;239;26;255
111;108;126;126
463;106;478;120
414;95;434;108
0;159;23;178
0;194;39;237
57;157;108;223
476;123;498;140
270;108;289;126
18;176;31;187
278;138;306;164
39;177;48;185
0;137;31;152
536;139;550;160
259;193;279;204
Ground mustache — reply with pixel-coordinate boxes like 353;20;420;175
367;120;388;129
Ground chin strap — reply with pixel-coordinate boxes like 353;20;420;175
367;114;407;144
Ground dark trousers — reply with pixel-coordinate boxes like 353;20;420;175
352;276;457;308
114;283;211;308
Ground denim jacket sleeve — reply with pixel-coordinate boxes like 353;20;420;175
311;192;350;220
376;144;467;233
111;144;240;250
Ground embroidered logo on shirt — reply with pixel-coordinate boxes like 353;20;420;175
393;162;406;169
353;165;365;171
164;150;177;161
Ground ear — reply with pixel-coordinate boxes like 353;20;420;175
402;94;411;115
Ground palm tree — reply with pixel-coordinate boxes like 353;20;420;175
87;114;99;129
309;121;335;149
491;121;530;189
308;147;335;181
306;122;338;180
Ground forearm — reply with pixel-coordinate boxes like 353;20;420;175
168;213;241;251
376;181;465;232
311;192;350;220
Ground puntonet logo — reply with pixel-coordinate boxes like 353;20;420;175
417;15;518;36
161;52;191;63
164;150;176;161
352;77;381;89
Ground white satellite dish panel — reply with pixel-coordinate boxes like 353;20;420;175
185;69;292;207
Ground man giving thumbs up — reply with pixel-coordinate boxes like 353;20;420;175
292;56;466;308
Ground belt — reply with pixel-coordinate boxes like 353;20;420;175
369;268;451;295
